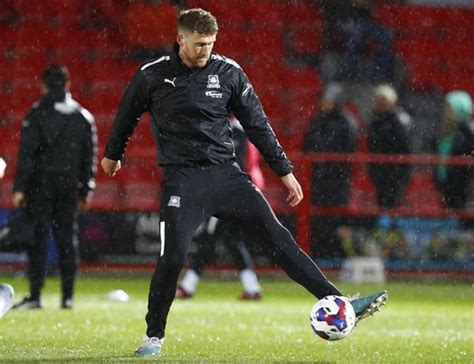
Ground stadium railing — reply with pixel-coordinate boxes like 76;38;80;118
291;152;473;252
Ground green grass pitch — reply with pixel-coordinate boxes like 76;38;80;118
0;274;472;363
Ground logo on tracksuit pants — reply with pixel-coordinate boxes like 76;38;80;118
168;196;181;208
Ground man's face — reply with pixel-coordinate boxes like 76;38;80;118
443;102;455;123
320;98;336;113
373;95;394;114
177;31;216;68
441;103;456;135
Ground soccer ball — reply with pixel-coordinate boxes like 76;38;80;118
310;295;356;341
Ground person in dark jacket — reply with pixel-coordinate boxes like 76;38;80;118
303;83;357;258
303;83;356;206
368;84;412;208
12;64;97;309
436;91;474;209
100;9;387;357
176;118;263;300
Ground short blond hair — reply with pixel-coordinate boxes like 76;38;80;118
178;8;218;35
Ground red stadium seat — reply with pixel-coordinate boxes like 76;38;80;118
403;171;443;213
0;180;14;209
406;61;443;91
120;154;161;184
245;28;284;61
241;1;286;29
187;0;245;28
90;180;123;211
441;34;474;64
281;1;322;27
290;27;323;56
11;0;80;20
86;85;123;114
375;5;439;34
349;167;377;210
257;88;286;120
123;182;159;211
215;27;250;61
436;7;474;33
395;34;442;63
282;67;321;93
440;63;474;95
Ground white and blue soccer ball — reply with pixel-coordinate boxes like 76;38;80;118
310;295;356;341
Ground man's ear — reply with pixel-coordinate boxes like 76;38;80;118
177;33;184;46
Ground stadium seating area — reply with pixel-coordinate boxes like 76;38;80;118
375;4;474;94
0;1;472;216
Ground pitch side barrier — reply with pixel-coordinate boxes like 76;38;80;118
0;151;472;253
291;152;473;253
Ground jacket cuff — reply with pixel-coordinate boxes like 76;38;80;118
272;160;293;177
104;149;122;161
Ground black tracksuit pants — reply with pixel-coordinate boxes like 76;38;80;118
145;162;341;339
26;174;79;301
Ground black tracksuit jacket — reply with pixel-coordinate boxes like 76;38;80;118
14;91;97;199
104;48;293;177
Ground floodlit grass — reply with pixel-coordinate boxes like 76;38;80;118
0;274;472;363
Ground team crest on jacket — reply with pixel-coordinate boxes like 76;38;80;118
168;196;181;208
207;75;220;89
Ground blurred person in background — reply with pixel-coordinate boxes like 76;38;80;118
12;65;97;309
176;118;263;301
302;83;357;258
101;8;387;357
436;91;473;209
368;84;412;208
320;0;394;82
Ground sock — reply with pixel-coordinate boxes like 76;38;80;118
180;269;200;294
240;269;261;294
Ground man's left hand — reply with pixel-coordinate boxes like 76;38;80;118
280;173;304;207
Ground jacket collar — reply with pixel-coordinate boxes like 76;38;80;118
40;90;66;106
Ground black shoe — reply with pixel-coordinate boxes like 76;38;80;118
13;296;42;309
61;298;73;309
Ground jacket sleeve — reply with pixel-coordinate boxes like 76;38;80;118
104;70;151;160
78;111;98;197
13;110;41;193
230;68;293;176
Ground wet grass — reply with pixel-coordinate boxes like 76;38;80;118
0;275;472;363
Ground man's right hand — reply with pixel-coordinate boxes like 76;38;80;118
280;173;304;207
12;192;26;208
101;157;121;177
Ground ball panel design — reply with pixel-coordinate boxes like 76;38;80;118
310;295;356;341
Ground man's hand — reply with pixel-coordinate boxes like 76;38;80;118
280;173;303;207
12;191;26;208
101;157;121;177
77;194;93;211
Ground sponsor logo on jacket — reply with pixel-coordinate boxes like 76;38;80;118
205;91;223;99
